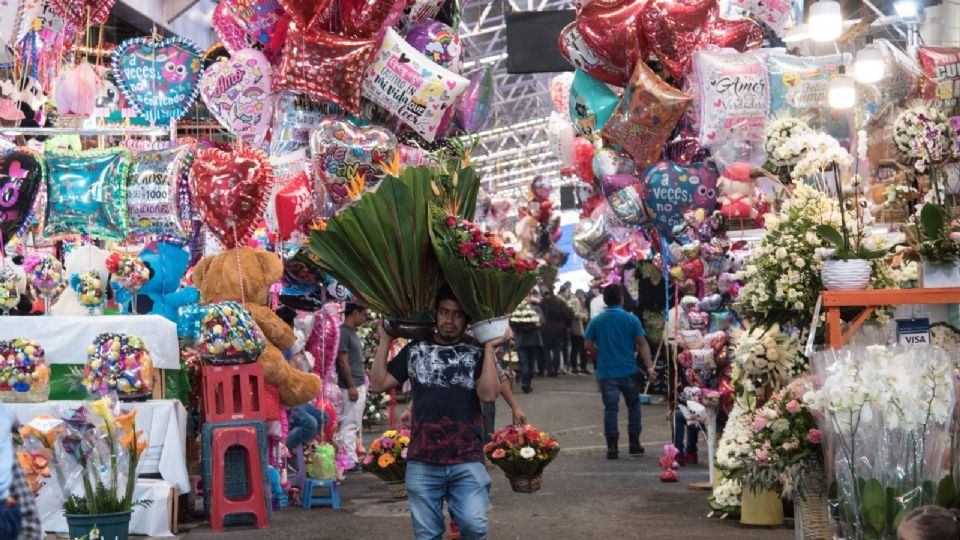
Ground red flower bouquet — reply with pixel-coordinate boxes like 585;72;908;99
483;424;560;493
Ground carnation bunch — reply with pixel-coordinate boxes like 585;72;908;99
483;424;560;479
442;215;538;273
361;428;411;482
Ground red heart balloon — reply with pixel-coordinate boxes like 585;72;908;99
274;22;378;113
339;0;407;38
640;0;718;80
278;0;333;27
577;0;648;76
557;22;629;86
189;146;274;249
709;17;763;51
572;136;596;183
49;0;115;28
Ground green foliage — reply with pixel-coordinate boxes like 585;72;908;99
903;203;960;263
63;487;152;515
815;224;891;260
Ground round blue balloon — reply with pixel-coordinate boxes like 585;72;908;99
568;69;617;141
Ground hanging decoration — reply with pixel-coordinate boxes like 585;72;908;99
111;36;205;125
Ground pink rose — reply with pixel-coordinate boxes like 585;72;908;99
751;416;768;433
785;400;801;414
757;449;768;462
807;428;821;444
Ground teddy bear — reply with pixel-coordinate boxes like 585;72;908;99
51;245;109;316
191;247;322;407
128;242;199;321
716;162;758;220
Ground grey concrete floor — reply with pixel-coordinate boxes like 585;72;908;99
179;374;793;540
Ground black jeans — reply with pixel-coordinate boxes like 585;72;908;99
516;346;540;387
542;331;564;375
569;334;587;372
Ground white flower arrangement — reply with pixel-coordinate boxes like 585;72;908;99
510;303;540;325
712;478;743;509
893;104;953;163
779;130;853;181
716;400;754;472
764;117;812;166
732;324;800;387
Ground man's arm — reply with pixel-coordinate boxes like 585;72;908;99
477;330;511;402
499;380;527;425
370;322;401;392
584;339;597;355
636;336;654;377
336;351;360;401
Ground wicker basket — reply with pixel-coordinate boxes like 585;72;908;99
795;465;832;540
387;480;407;500
508;474;542;493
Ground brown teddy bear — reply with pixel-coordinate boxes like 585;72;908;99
192;247;322;407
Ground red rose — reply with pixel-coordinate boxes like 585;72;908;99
444;216;456;227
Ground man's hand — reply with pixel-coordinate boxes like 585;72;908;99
377;319;392;347
486;327;513;349
348;387;360;401
399;407;412;426
512;407;527;426
647;366;657;379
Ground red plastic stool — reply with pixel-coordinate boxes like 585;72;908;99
202;364;267;423
209;425;268;531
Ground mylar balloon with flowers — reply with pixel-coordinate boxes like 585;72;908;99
189;146;275;249
309;117;398;205
362;28;469;142
44;148;132;241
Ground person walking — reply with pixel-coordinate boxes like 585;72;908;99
370;286;507;540
562;286;589;375
336;302;369;470
584;285;654;460
513;291;544;392
540;285;573;377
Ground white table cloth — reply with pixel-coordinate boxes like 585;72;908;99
0;315;181;369
8;399;191;494
37;479;178;537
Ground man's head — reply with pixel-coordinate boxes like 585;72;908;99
576;289;586;301
602;284;623;307
559;281;572;297
343;302;368;327
435;285;468;343
526;286;541;304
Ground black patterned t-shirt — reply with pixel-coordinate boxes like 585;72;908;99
387;337;485;464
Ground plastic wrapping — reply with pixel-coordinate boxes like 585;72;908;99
0;338;49;403
83;334;154;400
190;301;266;364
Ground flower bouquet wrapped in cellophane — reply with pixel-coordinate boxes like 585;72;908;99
804;345;958;539
429;207;539;324
310;157;480;323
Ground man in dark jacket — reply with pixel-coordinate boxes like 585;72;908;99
539;286;573;377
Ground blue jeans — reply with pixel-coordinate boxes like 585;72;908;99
542;331;564;375
406;460;491;540
516;346;539;387
286;403;329;449
673;409;699;454
598;376;641;438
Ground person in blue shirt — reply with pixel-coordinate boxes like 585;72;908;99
584;284;654;459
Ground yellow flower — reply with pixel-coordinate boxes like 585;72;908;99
88;397;115;425
398;436;410;446
378;453;395;468
383;430;397;438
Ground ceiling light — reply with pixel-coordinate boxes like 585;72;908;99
828;66;856;109
854;43;885;84
783;23;810;43
894;0;919;21
809;0;843;42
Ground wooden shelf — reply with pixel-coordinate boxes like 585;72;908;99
823;288;960;348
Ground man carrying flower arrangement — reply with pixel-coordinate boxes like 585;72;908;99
584;285;654;460
370;286;509;540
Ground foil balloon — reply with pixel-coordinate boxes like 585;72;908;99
111;37;204;125
640;0;718;80
572;136;596;183
405;21;464;73
547;112;577;167
577;0;649;74
642;160;719;237
189;146;275;249
455;67;493;134
362;29;469;142
54;62;101;116
278;0;332;27
274;171;314;241
602;61;692;169
602;173;647;225
309;117;397;204
728;0;801;39
200;48;274;144
275;23;378;114
569;69;618;140
557;23;628;86
767;53;852;140
0;148;43;246
213;2;283;63
692;49;770;163
125;143;193;242
592;147;635;178
44;148;132;240
918;47;960;113
224;0;288;46
50;0;115;28
550;72;574;113
709;17;764;51
574;215;608;257
530;176;552;202
397;0;446;32
665;137;708;164
398;144;431;168
340;0;407;38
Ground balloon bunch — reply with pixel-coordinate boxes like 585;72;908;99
82;333;154;400
0;338;49;403
193;301;267;364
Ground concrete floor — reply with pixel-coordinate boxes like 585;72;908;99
179;375;793;540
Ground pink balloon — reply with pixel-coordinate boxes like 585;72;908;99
200;48;274;144
212;2;283;63
398;144;431;168
54;62;101;116
224;0;289;47
572;136;596;183
550;72;574;114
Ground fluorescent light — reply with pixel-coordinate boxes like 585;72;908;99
809;1;843;42
854;44;885;83
894;0;919;21
828;66;856;109
783;23;810;43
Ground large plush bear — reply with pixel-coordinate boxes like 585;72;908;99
129;242;199;320
192;247;322;407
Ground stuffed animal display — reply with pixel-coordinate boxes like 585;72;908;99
130;242;199;320
716;162;758;220
192;247;322;407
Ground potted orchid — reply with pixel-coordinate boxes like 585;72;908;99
902;203;960;287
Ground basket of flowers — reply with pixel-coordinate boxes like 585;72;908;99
509;302;541;333
484;424;560;493
361;428;411;499
429;208;539;343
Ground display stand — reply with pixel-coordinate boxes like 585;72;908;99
821;288;960;348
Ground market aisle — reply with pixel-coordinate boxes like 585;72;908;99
180;376;791;540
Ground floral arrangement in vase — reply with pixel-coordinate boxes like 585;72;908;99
894;103;954;173
712;398;754;516
483;424;560;493
768;128;852;183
